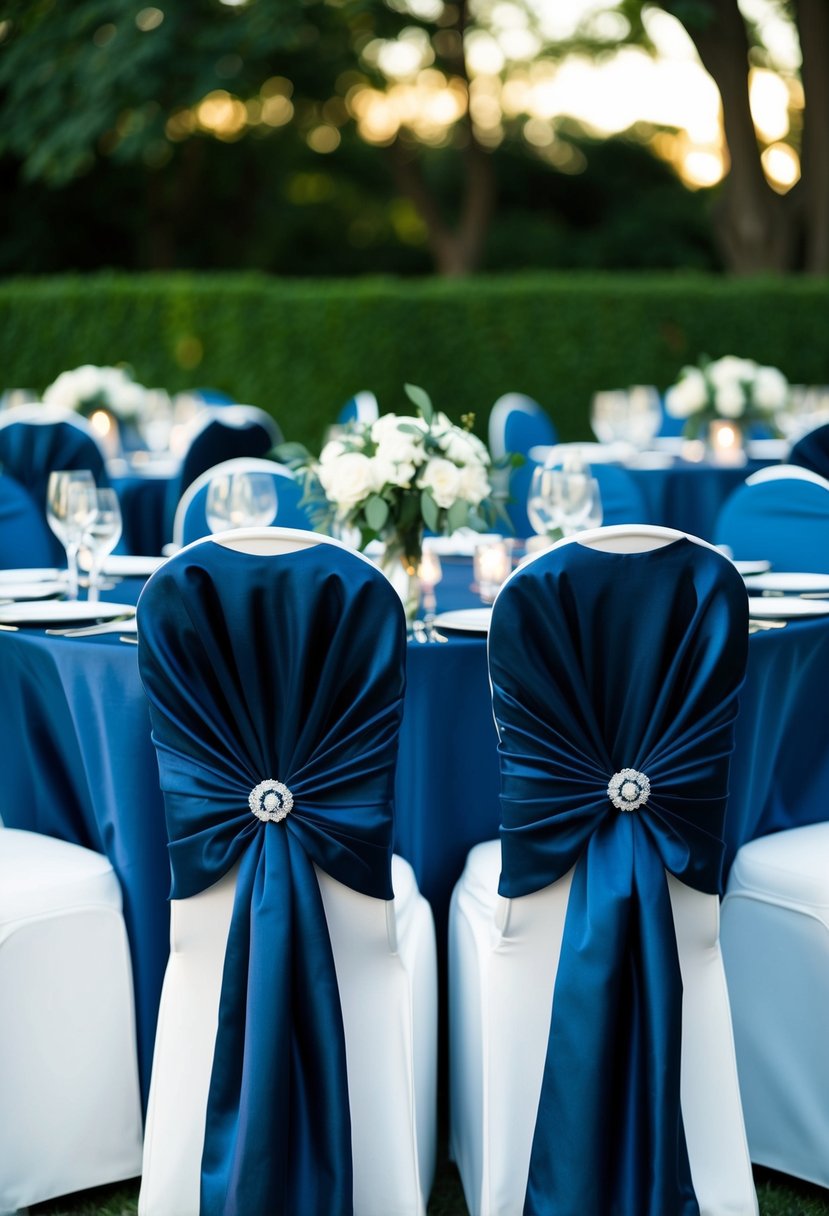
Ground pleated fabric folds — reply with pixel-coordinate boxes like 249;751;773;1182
489;537;748;1216
137;539;406;1216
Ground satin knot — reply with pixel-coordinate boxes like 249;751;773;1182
607;768;650;812
249;779;294;824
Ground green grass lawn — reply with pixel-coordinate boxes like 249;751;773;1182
28;1161;829;1216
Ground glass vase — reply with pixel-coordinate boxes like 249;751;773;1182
380;536;423;631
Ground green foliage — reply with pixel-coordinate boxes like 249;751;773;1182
1;271;828;449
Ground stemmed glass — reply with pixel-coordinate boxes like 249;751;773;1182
205;471;278;533
527;465;564;541
46;470;97;600
82;489;123;603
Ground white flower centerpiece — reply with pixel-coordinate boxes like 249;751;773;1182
42;364;149;426
283;384;499;624
664;355;788;444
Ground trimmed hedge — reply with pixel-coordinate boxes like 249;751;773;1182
1;272;828;449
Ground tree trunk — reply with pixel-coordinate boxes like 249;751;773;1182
386;0;495;276
794;0;829;272
667;0;794;272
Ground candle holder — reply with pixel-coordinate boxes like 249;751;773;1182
473;538;513;604
707;419;746;466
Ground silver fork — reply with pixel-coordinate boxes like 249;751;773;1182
45;616;135;638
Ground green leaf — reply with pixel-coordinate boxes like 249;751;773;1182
420;488;439;532
404;382;434;425
272;441;313;469
447;499;469;533
364;493;389;532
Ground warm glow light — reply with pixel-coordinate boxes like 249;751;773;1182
307;125;341;153
260;95;294;128
750;69;790;141
680;147;726;188
196;90;247;138
89;410;113;437
465;31;506;76
762;142;800;191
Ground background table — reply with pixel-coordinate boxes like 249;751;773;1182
2;603;828;1105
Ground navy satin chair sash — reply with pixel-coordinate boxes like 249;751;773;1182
790;423;829;481
0;419;108;564
489;538;748;1216
137;540;406;1215
0;473;56;568
714;477;829;572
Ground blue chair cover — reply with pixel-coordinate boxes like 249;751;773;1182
592;464;650;525
0;473;57;568
179;469;313;546
137;539;406;1215
790;423;829;481
489;395;559;537
714;477;829;572
489;537;748;1216
0;417;109;564
338;391;379;426
163;415;277;542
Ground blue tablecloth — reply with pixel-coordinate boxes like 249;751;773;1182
626;461;767;541
2;594;828;1106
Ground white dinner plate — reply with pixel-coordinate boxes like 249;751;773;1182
745;572;829;594
432;607;492;633
733;560;772;577
0;580;68;601
101;555;166;578
0;567;62;585
746;438;790;460
0;600;136;626
747;596;829;619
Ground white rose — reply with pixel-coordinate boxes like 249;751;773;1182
319;439;347;465
418;457;461;509
74;364;107;403
457;462;490;506
371;413;423;441
665;368;707;418
318;451;375;509
375;427;424;467
440;427;490;466
708;356;757;390
370;455;415;490
715;383;746;418
42;371;78;411
753;366;788;411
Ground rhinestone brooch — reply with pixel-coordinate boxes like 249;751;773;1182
607;768;650;812
249;779;294;824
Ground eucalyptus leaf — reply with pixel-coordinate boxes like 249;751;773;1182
420;489;439;532
404;383;434;425
365;494;389;532
447;499;469;533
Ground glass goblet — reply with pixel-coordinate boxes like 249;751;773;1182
81;489;123;602
205;472;278;533
46;470;97;600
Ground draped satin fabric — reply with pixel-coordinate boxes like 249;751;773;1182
163;419;274;540
0;419;108;564
0;473;56;568
489;538;748;1216
790;423;829;482
137;540;406;1216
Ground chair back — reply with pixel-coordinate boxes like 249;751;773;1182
171;457;313;548
0;406;109;564
0;473;58;568
790;422;829;481
714;472;829;571
338;391;379;426
488;394;558;537
136;529;407;1213
163;406;281;542
488;524;749;1214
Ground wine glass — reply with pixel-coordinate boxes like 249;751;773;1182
205;471;278;533
590;390;629;444
81;489;123;603
46;470;97;600
625;385;662;450
527;465;564;541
